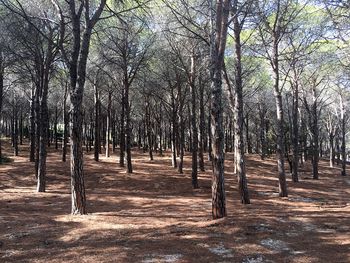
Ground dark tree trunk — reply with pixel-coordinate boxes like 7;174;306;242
37;89;49;192
29;86;36;162
62;84;68;162
106;92;112;158
311;100;319;180
291;81;299;182
340;95;346;176
125;81;132;173
171;96;177;168
13;103;19;157
198;75;205;172
159;105;163;156
119;88;125;167
54;106;58;149
146;100;153;161
211;0;229;219
190;55;199;189
19;109;23;145
94;82;100;162
329;132;335;168
258;103;267;160
0;48;3;162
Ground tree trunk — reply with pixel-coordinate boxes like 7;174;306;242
30;86;36;162
340;95;346;176
198;75;205;172
233;2;250;203
146;100;153;160
273;36;288;197
311;98;319;180
125;81;132;173
291;82;299;182
190;55;199;189
0;48;3;162
119;88;125;167
54;106;58;149
62;84;69;162
106;92;112;158
329;132;335;168
13;103;19;157
37;91;48;192
171;97;177;168
94;82;100;162
211;0;229;219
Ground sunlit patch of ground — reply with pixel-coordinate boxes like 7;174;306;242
0;140;349;262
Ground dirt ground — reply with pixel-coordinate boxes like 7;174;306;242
0;141;349;263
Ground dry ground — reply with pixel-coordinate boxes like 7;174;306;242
0;141;350;263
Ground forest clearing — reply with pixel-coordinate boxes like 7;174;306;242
1;0;350;262
1;141;350;263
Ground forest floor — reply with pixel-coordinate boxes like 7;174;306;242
0;141;350;263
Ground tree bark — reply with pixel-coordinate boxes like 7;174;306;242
94;81;100;162
233;0;250;203
291;81;299;182
211;0;229;219
190;55;198;188
106;92;112;158
340;95;346;176
272;35;288;197
198;75;205;171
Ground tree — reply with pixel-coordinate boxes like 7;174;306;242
52;0;107;214
211;0;230;219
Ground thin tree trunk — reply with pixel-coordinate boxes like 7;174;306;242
55;106;58;149
30;86;36;162
62;83;68;162
198;75;205;172
233;1;250;203
119;88;125;167
106;92;112;158
190;55;199;188
125;81;132;173
340;95;346;176
94;82;100;162
273;36;288;197
291;81;299;182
